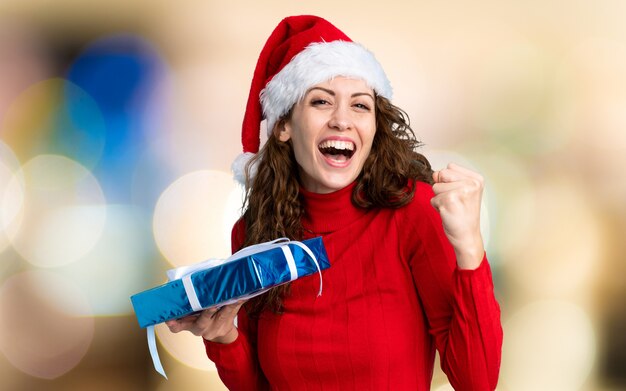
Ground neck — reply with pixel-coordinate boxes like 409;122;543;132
299;182;368;236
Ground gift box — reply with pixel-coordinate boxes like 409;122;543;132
131;237;330;328
130;237;330;378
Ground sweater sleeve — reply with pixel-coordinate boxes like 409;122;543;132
202;219;269;390
402;182;503;390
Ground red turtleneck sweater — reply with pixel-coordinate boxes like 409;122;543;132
205;181;502;390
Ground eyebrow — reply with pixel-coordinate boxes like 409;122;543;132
306;86;375;100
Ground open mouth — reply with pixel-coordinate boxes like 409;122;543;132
318;140;356;163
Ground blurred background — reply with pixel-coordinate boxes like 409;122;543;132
1;0;625;390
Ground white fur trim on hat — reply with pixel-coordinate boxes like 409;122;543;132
260;40;392;135
231;152;256;185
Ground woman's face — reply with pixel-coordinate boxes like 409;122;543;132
278;77;377;194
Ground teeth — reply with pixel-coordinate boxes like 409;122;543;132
318;140;354;151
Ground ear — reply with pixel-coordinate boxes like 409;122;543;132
276;119;292;142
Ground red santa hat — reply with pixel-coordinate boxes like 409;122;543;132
232;15;393;184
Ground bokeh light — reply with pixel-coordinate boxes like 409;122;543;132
503;178;603;296
55;205;158;316
0;141;23;254
153;37;249;176
556;37;626;152
467;148;535;263
472;37;553;154
0;77;108;171
155;358;227;391
8;155;106;268
153;170;244;267
0;78;64;160
66;34;169;203
502;300;596;391
52;81;107;170
1;2;625;390
0;270;94;379
0;22;51;121
155;323;216;372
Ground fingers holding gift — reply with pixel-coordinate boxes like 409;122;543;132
197;301;246;343
164;300;246;344
165;313;202;333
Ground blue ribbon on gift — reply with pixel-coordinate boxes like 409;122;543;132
130;237;330;378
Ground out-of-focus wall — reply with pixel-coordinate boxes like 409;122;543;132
1;1;625;390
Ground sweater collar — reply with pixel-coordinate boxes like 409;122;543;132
300;181;368;235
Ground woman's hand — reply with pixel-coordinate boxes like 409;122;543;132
165;301;246;344
431;163;485;269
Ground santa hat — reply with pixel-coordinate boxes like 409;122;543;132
232;15;393;184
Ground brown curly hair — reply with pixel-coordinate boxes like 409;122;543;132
241;95;433;315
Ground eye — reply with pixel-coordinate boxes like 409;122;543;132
353;102;371;111
311;99;330;106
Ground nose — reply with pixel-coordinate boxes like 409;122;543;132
328;105;353;131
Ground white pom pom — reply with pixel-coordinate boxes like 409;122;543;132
231;152;256;185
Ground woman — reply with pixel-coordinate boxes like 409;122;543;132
167;15;502;390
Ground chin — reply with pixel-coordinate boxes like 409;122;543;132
320;175;357;192
300;166;361;194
